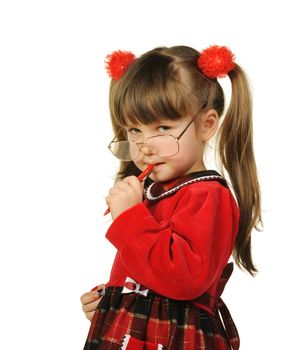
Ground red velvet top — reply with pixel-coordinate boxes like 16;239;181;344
105;170;239;301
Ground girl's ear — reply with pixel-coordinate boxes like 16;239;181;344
199;109;219;142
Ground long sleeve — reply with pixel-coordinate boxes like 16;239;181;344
106;181;239;300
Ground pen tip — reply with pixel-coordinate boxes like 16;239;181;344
103;208;110;216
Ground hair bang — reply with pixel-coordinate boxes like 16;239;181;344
114;71;192;128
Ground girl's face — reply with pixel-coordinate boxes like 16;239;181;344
126;116;206;182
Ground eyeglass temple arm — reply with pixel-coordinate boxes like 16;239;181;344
108;128;124;147
177;102;207;140
177;118;196;140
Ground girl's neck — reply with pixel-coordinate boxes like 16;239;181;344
185;160;206;175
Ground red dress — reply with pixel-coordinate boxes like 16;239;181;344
84;170;240;349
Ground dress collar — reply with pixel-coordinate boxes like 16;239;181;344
145;170;227;201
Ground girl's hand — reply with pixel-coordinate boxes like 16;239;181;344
106;176;144;220
80;284;105;321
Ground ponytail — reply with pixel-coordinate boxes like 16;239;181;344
218;64;262;275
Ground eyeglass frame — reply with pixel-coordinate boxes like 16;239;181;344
107;103;207;161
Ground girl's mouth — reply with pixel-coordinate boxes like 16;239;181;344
150;162;164;169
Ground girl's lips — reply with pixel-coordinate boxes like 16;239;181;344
150;162;164;168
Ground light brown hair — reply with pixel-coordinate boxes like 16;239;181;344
108;46;262;275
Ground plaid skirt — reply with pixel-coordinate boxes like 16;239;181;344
83;263;239;350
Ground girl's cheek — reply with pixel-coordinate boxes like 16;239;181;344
133;159;144;171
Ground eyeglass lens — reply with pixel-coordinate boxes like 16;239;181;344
109;135;179;161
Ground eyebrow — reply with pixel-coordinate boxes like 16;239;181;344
126;119;179;128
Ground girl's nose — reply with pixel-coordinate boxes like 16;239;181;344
139;143;155;155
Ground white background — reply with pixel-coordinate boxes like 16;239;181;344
0;0;290;349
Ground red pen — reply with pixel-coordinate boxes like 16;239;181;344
103;163;155;216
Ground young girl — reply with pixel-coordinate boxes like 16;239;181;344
81;45;262;349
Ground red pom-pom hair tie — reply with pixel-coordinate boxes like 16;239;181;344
105;50;136;80
197;45;235;78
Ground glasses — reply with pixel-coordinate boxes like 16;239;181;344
108;108;205;161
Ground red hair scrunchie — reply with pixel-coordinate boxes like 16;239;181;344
105;50;136;80
197;45;235;78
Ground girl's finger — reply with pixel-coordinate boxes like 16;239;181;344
80;291;100;305
82;299;100;313
122;176;143;193
86;310;96;321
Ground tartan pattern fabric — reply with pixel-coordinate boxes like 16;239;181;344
83;263;239;350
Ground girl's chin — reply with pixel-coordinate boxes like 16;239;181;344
148;164;175;182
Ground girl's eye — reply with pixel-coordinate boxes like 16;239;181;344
158;125;171;132
127;128;141;135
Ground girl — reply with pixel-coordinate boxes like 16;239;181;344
81;45;262;349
